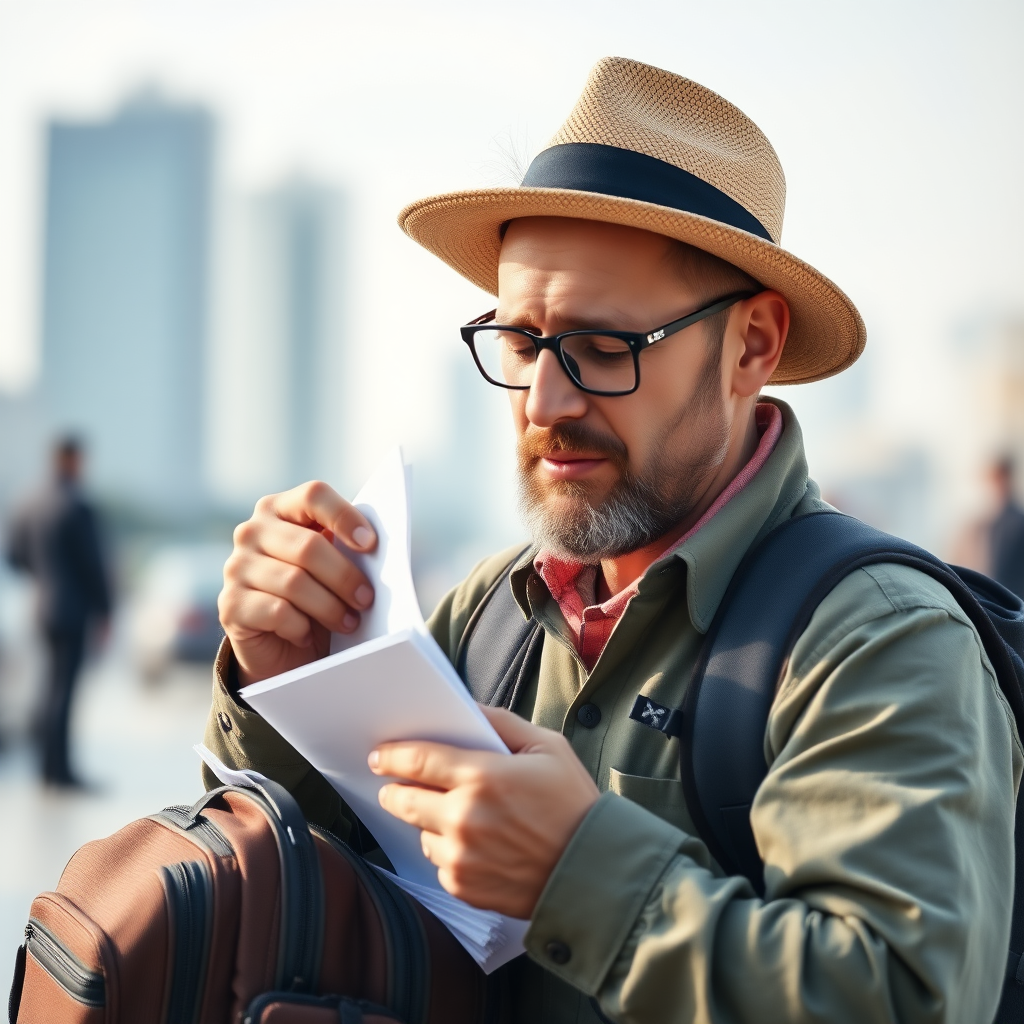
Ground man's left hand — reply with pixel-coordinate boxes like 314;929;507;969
370;706;600;919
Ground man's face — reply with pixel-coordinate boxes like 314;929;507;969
56;449;82;483
497;217;734;561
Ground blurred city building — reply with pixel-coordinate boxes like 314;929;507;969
952;314;1024;504
412;353;523;612
39;88;214;519
0;394;48;516
207;176;348;505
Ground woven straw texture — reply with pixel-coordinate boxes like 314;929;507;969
399;57;865;385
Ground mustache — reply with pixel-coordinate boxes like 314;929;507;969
518;421;628;470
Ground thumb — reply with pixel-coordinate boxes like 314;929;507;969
479;704;553;754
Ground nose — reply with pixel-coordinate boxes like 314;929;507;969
524;348;589;428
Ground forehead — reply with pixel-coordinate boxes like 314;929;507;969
499;218;675;294
499;217;671;273
496;217;694;318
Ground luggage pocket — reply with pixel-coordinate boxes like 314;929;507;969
14;892;110;1024
608;768;695;833
243;991;400;1023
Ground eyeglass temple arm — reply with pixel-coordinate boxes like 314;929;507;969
646;290;760;344
467;309;498;327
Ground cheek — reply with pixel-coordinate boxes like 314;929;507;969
508;391;529;434
639;343;706;402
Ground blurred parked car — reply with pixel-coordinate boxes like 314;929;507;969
129;542;230;679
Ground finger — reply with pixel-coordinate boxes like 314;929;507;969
378;782;448;832
228;551;359;634
250;519;375;612
369;741;494;790
478;705;552;753
263;481;377;552
219;585;317;647
419;830;455;869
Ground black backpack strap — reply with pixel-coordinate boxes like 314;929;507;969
681;509;1024;896
455;546;544;710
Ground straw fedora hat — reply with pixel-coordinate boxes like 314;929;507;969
399;56;865;385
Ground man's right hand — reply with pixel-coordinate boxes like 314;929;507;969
218;481;378;687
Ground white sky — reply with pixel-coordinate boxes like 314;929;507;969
1;0;1022;533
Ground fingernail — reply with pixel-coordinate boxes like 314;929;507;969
342;612;359;631
354;584;374;609
367;750;379;770
352;525;375;549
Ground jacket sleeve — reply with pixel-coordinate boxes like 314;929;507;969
524;565;1024;1024
72;503;112;618
201;639;362;840
6;506;33;574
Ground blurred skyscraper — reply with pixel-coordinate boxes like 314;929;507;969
262;178;340;487
208;176;346;504
39;89;213;517
412;353;523;610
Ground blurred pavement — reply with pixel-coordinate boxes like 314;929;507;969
0;649;211;999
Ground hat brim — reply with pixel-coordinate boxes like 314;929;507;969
399;187;865;385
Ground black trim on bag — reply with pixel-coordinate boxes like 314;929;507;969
152;806;235;858
521;143;773;242
162;861;213;1024
23;919;105;1008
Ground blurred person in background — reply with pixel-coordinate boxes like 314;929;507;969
6;435;111;788
989;455;1024;599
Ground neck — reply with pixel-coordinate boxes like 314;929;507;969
595;407;761;601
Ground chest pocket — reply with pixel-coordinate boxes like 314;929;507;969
608;768;696;834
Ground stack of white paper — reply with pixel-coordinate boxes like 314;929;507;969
223;449;528;973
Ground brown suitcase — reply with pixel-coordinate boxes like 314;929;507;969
8;780;494;1024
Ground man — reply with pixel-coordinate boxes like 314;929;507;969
989;456;1024;599
7;436;111;787
205;58;1021;1022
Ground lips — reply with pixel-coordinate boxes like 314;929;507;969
539;452;608;480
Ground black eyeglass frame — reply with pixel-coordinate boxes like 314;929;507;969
460;290;760;397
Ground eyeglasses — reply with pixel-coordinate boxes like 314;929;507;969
460;291;759;396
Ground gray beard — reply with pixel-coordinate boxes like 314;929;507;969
517;352;729;562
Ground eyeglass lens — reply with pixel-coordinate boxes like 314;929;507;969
472;329;636;393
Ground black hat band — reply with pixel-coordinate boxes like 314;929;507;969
521;142;773;243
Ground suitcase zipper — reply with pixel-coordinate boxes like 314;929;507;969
161;860;214;1024
23;918;105;1007
310;825;430;1024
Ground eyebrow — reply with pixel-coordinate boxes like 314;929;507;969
497;310;645;333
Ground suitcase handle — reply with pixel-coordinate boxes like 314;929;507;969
190;780;309;847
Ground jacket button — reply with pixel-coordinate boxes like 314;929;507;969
576;703;601;728
545;940;571;965
217;712;233;733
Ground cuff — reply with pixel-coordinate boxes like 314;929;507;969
203;637;312;789
524;790;684;994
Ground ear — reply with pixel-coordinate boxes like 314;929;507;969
727;290;790;398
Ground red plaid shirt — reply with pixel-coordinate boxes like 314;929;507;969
535;403;783;669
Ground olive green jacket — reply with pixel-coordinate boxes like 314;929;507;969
203;399;1023;1024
